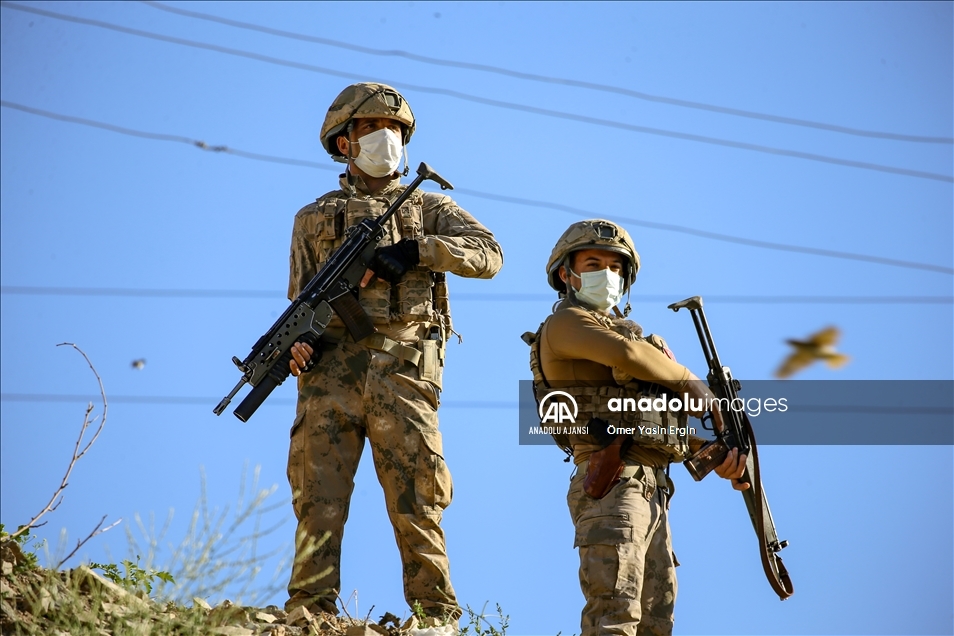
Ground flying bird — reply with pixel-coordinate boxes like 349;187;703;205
775;326;849;379
131;359;146;370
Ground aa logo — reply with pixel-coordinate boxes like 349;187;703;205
539;391;578;424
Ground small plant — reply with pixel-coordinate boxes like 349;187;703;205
408;599;457;628
0;522;44;572
460;602;509;636
125;463;297;606
412;599;428;622
89;555;175;596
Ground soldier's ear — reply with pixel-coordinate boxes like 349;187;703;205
558;265;568;283
336;133;351;157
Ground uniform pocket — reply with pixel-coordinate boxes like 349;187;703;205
415;431;452;518
287;410;307;518
575;517;640;600
574;516;634;548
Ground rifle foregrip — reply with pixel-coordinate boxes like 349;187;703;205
683;438;730;481
233;331;322;421
234;372;281;422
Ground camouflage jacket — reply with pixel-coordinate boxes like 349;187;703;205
288;173;503;341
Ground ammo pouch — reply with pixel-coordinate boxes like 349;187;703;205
362;331;444;390
418;337;443;389
554;384;690;462
311;189;447;328
524;319;691;461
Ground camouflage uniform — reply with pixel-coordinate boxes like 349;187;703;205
530;220;694;636
286;172;502;620
567;461;678;635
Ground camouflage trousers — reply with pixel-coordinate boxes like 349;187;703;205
285;339;459;620
567;461;678;636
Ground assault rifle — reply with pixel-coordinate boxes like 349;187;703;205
214;162;453;422
669;296;794;600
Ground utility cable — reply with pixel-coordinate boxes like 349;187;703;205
452;187;954;275
141;0;953;145
3;100;952;276
3;394;948;417
3;2;952;184
2;286;952;304
0;101;324;170
0;393;517;409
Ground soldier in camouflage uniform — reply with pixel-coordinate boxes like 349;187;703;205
283;83;502;624
526;220;746;635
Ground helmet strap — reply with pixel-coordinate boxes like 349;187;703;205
343;121;357;196
402;144;410;177
623;261;633;316
562;258;581;304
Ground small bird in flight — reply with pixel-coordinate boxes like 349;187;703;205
131;359;146;370
775;327;849;379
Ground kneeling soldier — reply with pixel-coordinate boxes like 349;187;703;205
525;220;746;635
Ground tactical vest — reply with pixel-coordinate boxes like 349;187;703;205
310;187;452;337
525;309;690;462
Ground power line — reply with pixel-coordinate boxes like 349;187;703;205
3;100;952;276
1;286;283;299
4;394;947;417
142;0;953;146
454;189;954;275
2;286;952;304
3;2;952;184
0;393;518;409
0;101;327;170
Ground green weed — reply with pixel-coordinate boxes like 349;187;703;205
0;523;44;573
88;554;175;596
461;601;510;636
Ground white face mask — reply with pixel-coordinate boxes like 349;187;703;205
351;127;403;178
569;267;625;311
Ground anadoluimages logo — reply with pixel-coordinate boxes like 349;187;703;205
538;390;578;424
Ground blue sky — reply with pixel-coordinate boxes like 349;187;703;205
1;2;951;634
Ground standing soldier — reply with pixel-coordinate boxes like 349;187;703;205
525;220;745;635
283;82;503;627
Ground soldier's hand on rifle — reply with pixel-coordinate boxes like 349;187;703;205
289;341;316;377
684;374;726;432
715;447;750;491
363;238;421;286
360;268;376;288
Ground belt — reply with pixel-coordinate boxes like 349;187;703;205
618;463;673;500
361;333;422;367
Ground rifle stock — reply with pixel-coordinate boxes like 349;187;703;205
669;295;794;600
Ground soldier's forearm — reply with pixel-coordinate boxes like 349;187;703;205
417;236;503;278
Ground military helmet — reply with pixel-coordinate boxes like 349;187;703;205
320;82;416;158
546;219;640;292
